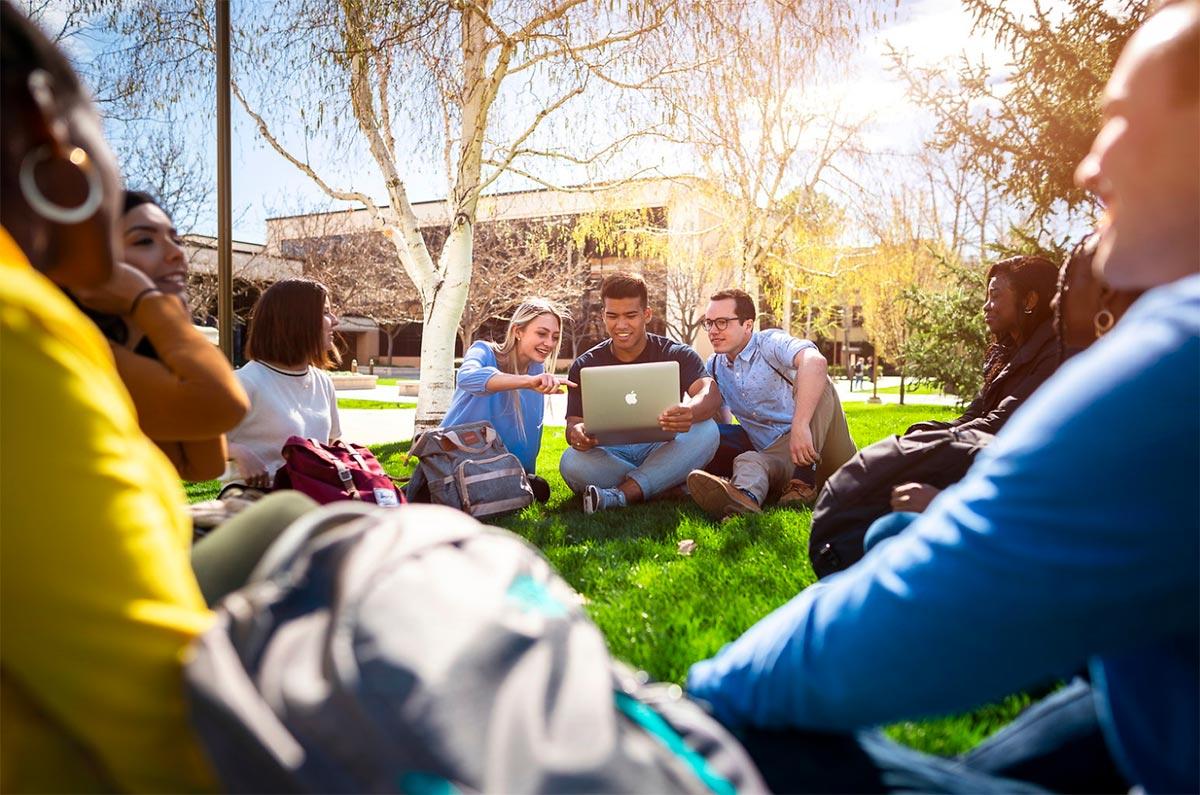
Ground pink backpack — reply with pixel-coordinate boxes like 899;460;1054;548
273;437;405;506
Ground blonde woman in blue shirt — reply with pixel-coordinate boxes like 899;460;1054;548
442;299;573;501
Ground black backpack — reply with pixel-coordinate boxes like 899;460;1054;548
185;503;767;794
808;427;993;578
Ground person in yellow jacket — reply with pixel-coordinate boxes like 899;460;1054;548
0;4;217;790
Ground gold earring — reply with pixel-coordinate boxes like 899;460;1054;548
1093;307;1115;338
19;144;103;225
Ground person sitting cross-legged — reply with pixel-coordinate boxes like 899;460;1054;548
687;289;856;520
559;272;721;513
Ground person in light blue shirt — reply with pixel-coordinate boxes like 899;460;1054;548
687;6;1200;792
687;288;855;520
442;299;572;501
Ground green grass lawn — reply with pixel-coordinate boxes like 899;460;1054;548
337;398;418;410
187;401;1027;756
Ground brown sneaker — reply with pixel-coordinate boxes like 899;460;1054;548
687;470;761;520
778;478;819;507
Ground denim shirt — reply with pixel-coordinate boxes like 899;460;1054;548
707;329;816;450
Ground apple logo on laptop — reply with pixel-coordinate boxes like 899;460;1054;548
625;391;638;406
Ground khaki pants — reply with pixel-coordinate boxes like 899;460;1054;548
730;378;856;504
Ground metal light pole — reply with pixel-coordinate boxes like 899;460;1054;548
868;353;881;404
216;0;233;361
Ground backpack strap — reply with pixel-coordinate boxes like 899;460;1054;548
335;440;372;472
767;360;793;387
442;425;498;454
304;438;362;500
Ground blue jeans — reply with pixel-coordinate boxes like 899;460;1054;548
735;679;1125;793
559;419;719;499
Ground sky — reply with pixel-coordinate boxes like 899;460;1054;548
40;0;1071;244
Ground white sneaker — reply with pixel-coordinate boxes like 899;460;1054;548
583;484;602;515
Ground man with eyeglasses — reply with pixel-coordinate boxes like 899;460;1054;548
687;289;855;520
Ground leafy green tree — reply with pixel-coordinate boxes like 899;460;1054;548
902;257;989;402
986;223;1074;264
888;0;1149;226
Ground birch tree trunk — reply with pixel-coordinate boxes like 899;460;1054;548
410;4;494;430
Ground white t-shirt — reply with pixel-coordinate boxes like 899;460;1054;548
222;360;341;482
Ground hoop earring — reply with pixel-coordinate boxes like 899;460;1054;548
19;144;104;225
1023;307;1033;315
1093;307;1115;338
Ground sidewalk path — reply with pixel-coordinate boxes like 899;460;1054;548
339;409;416;447
834;377;962;407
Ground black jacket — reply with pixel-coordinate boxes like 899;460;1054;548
906;320;1059;436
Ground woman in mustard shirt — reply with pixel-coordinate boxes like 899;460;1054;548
0;5;307;790
71;190;250;481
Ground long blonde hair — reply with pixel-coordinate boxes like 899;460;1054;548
489;298;569;437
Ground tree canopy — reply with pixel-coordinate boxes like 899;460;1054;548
888;0;1149;227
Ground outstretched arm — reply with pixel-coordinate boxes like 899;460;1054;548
685;375;722;420
484;371;575;395
688;336;1198;735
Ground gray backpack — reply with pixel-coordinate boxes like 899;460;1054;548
405;421;535;518
185;503;766;794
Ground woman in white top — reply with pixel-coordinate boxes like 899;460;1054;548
225;278;342;487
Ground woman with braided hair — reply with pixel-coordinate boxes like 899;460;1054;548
1052;230;1144;360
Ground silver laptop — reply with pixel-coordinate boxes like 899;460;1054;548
581;361;679;446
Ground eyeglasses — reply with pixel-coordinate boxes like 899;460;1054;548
702;316;745;332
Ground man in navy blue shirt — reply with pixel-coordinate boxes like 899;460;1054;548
688;4;1200;792
561;273;722;513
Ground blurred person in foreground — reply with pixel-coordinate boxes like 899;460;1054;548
0;3;313;789
687;3;1199;792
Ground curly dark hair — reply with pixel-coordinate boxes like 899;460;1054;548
1054;233;1098;361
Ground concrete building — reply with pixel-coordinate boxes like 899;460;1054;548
187;177;873;370
262;177;740;366
183;234;304;363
